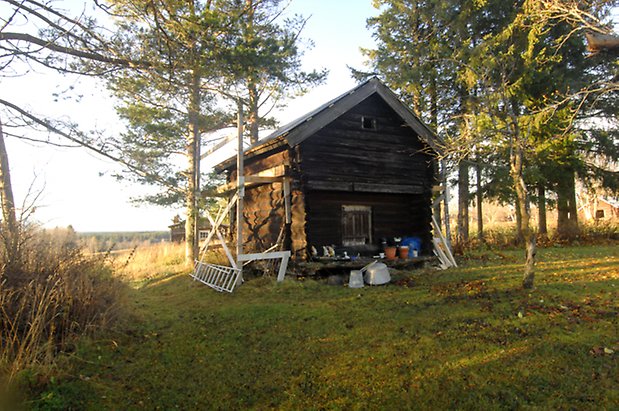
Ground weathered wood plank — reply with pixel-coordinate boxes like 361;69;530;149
305;180;354;191
353;182;425;194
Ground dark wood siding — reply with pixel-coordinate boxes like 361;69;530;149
304;191;433;254
221;91;437;260
236;182;307;258
229;149;289;181
298;93;435;192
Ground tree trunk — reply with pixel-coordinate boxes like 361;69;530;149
247;81;259;144
0;117;19;271
185;73;201;264
430;77;442;229
476;162;483;241
511;143;535;289
441;159;452;251
236;102;245;268
244;0;259;145
556;171;579;240
514;196;524;244
537;183;547;236
456;157;469;248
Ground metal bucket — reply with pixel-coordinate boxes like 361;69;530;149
363;262;390;285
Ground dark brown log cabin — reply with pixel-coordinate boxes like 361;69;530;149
215;78;440;260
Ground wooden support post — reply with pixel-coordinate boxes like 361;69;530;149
203;209;237;269
236;100;245;273
283;177;291;224
237;251;291;282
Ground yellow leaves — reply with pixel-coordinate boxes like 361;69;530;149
473;0;488;8
458;66;478;90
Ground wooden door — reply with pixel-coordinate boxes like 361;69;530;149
342;205;372;246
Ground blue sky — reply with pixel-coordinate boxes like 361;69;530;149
4;0;378;232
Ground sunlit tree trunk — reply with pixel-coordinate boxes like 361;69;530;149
537;183;547;236
442;160;453;249
510;117;535;289
0;117;19;271
476;162;483;240
429;77;443;229
247;80;260;144
244;0;260;145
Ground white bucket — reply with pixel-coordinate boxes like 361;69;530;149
348;270;364;288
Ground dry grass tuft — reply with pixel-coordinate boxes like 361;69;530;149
113;242;187;285
0;226;121;387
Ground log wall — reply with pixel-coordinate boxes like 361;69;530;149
298;93;436;191
304;190;433;255
223;93;437;259
298;93;435;254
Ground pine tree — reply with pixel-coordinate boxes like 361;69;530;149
365;0;617;288
102;0;325;263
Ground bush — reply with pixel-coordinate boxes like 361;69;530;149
579;219;618;241
0;226;121;387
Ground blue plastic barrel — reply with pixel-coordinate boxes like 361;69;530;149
401;236;422;254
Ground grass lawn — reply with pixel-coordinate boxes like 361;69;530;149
24;244;618;410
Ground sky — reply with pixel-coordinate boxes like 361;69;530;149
3;0;379;232
5;2;617;233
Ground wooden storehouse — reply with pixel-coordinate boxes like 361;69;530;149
214;78;440;260
169;218;228;243
594;197;619;220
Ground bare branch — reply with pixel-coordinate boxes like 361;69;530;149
0;98;183;194
0;32;148;68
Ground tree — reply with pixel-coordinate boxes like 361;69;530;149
101;0;325;263
0;118;18;269
221;0;326;143
100;0;229;262
0;0;140;270
362;0;513;251
526;1;619;239
365;0;617;288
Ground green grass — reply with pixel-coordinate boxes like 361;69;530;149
22;244;618;410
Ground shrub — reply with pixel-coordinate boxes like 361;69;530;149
0;226;121;387
579;219;618;242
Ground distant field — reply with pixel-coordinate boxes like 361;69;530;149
78;231;171;252
23;243;618;410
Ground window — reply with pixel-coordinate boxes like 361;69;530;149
361;116;376;130
595;209;605;219
342;205;372;246
199;230;210;240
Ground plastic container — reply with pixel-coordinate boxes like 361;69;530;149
399;245;409;259
348;270;364;288
364;263;391;285
402;236;422;256
384;246;397;260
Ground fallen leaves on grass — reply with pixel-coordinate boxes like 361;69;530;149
589;346;616;357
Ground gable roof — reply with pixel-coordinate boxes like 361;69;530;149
214;77;441;172
600;197;619;209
